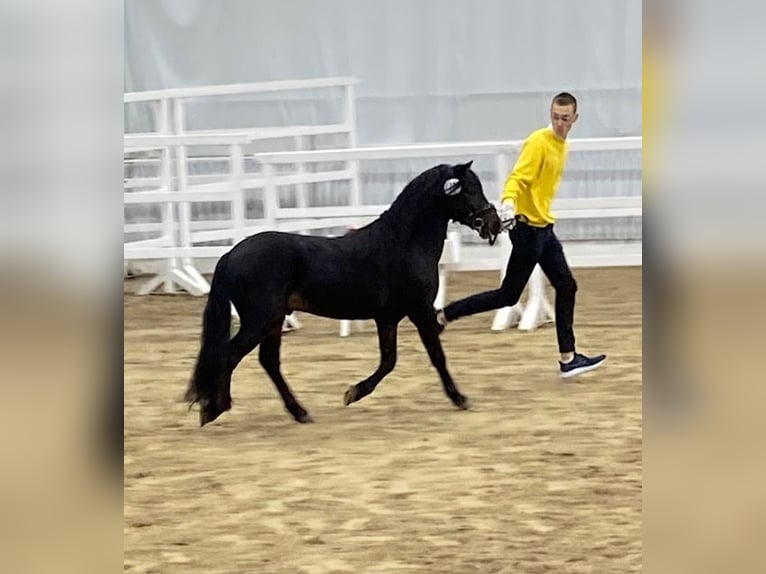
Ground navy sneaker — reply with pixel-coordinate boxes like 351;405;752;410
559;352;607;378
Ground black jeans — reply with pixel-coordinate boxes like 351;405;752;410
443;222;578;353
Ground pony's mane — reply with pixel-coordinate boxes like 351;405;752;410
343;164;451;240
380;164;450;223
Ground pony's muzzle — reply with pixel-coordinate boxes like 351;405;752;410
473;210;501;240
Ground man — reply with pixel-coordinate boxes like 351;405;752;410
436;92;606;378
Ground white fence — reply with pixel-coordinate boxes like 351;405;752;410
124;78;361;295
124;134;641;332
124;77;359;194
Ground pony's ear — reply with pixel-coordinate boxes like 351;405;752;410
453;160;473;179
444;161;473;195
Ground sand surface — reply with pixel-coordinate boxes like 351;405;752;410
124;267;642;573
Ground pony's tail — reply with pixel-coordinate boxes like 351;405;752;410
184;253;233;426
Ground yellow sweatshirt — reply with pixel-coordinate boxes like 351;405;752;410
501;126;567;226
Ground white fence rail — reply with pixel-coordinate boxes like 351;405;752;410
124;77;359;140
124;135;641;263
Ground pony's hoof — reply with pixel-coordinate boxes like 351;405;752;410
294;411;314;424
343;386;357;406
453;394;470;410
200;408;223;427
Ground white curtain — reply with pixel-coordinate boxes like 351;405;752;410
125;0;642;143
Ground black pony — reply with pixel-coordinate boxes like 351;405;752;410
185;161;501;426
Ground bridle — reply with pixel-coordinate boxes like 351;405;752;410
466;204;502;246
464;205;523;246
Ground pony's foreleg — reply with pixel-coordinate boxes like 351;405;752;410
258;325;313;423
343;320;399;406
408;306;469;409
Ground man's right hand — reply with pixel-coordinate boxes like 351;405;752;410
499;201;515;224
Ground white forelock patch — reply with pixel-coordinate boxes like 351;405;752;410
443;178;461;196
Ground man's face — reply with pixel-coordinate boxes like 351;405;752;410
550;103;578;140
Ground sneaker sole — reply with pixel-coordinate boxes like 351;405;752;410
560;358;607;379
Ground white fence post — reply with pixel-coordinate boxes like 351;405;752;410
157;98;177;293
230;143;245;246
345;83;361;208
435;229;461;310
517;266;555;331
489;231;524;331
295;134;309;210
158;140;176;294
173;99;210;294
262;161;279;228
490;150;525;330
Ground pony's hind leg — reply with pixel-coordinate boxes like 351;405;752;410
199;317;273;426
259;324;313;423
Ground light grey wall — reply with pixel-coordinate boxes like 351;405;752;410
125;0;642;142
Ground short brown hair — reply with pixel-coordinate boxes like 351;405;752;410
552;92;577;113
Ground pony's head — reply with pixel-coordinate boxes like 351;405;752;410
440;161;502;244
